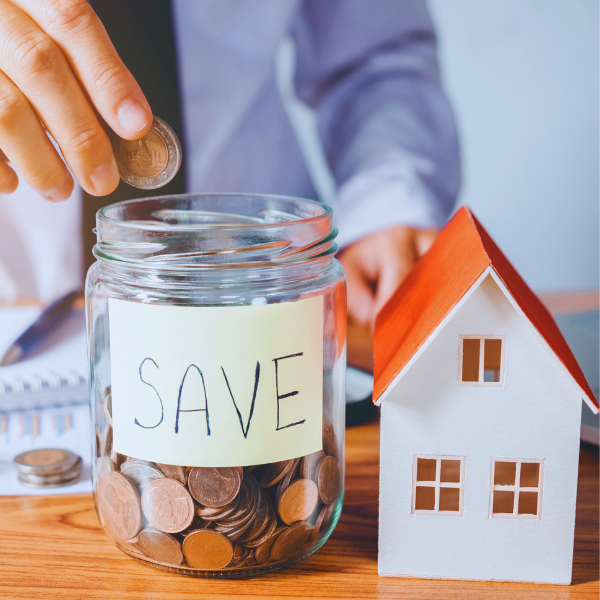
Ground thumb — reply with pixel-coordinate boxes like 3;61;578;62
342;258;375;327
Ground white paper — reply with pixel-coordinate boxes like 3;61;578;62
109;297;324;467
0;404;92;495
0;306;88;411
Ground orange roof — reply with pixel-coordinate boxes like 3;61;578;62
374;206;598;410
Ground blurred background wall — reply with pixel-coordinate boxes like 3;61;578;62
282;0;599;293
429;0;598;292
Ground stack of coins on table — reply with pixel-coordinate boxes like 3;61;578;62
95;390;342;573
14;448;82;488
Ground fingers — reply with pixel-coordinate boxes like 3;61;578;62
14;0;152;140
0;69;73;200
0;161;19;194
340;225;434;330
346;263;376;326
339;248;376;327
371;232;416;319
414;229;438;257
0;0;119;195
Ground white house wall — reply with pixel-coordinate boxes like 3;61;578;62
379;274;583;584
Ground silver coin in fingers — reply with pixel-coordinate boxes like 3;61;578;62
112;116;182;190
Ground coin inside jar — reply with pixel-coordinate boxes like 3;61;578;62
182;529;234;570
94;449;341;570
254;526;286;564
188;467;242;508
301;450;325;481
141;478;195;534
97;471;143;541
270;521;312;562
155;463;186;485
315;455;341;504
277;479;319;525
120;461;164;495
112;116;182;190
138;528;184;565
259;459;296;488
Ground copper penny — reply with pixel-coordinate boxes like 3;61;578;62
120;461;164;495
315;455;341;504
275;457;300;506
198;495;240;521
182;529;234;570
155;463;186;485
138;528;184;565
98;471;142;541
242;504;277;549
188;467;242;507
301;450;325;481
259;459;295;488
141;478;195;534
214;514;254;542
310;502;336;543
228;543;252;568
322;416;337;456
195;504;227;519
270;521;312;562
254;526;286;565
238;494;271;544
277;479;319;525
214;483;252;524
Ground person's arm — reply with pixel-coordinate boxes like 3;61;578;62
291;0;460;327
0;0;152;201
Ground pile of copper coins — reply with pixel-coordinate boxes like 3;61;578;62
14;448;82;488
95;392;341;573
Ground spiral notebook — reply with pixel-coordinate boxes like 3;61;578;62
0;306;88;413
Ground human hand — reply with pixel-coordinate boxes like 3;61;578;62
339;226;438;329
0;0;152;201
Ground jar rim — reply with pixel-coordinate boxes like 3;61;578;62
94;193;337;270
97;192;332;231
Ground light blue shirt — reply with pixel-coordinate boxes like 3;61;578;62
172;0;460;248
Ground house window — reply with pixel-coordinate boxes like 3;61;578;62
412;455;465;516
490;458;544;519
459;336;505;385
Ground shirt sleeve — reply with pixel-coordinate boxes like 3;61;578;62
290;0;461;248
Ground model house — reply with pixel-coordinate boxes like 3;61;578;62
374;206;598;585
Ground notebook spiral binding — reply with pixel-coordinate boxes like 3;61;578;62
0;371;88;413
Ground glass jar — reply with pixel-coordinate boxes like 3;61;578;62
86;193;346;576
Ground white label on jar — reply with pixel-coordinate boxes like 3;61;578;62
108;296;323;467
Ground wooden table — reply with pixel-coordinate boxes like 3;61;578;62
0;422;597;599
0;293;597;599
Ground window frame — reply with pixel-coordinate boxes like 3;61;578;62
411;454;466;517
489;458;544;520
458;335;506;387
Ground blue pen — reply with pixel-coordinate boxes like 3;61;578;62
0;290;80;366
